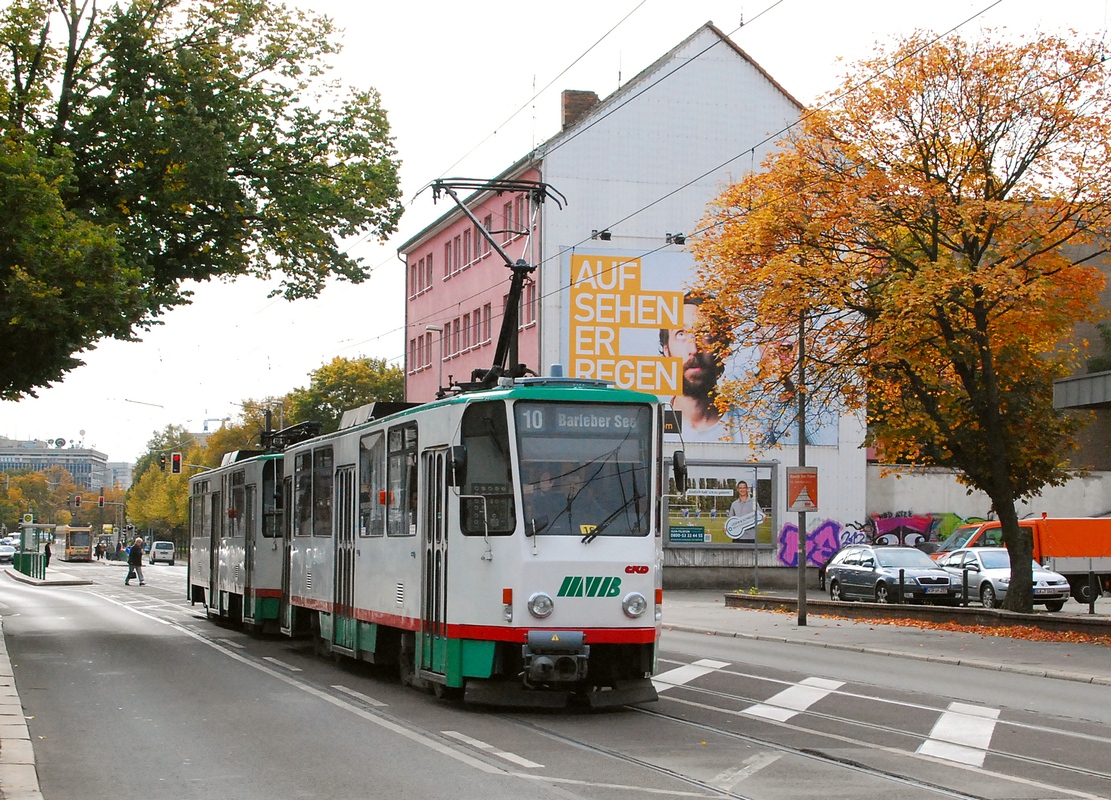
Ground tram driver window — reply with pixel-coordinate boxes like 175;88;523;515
459;402;515;535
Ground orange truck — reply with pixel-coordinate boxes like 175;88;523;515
929;516;1111;602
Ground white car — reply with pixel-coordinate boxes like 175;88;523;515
148;541;175;565
0;545;14;564
938;547;1071;611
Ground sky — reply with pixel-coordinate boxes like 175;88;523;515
0;0;1107;463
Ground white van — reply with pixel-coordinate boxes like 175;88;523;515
149;541;175;566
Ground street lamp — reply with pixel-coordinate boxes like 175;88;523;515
426;325;444;398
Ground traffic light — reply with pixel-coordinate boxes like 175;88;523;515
98;495;105;508
158;453;166;471
74;495;82;507
171;452;182;474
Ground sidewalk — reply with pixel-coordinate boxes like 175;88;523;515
662;589;1111;687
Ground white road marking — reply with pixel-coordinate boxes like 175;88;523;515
917;701;1000;767
331;684;386;707
652;658;730;693
710;752;782;790
262;656;302;672
214;639;244;649
442;731;543;768
743;676;844;722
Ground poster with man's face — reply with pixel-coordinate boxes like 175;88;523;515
563;249;837;446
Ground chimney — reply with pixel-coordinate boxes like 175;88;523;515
561;90;599;132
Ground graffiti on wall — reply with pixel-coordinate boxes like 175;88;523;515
774;511;987;567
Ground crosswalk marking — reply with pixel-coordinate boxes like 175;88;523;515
710;752;782;790
652;659;730;693
743;677;844;721
917;701;999;766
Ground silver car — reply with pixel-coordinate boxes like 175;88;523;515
826;545;962;604
938;547;1070;611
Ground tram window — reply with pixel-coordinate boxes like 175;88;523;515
460;402;515;535
229;470;246;537
295;452;313;536
359;432;386;537
387;424;417;536
313;447;334;537
261;460;282;538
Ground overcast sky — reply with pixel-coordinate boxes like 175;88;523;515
0;0;1105;463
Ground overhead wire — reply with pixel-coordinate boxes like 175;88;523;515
346;0;1011;368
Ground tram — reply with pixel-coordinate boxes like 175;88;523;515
58;525;93;562
188;177;685;706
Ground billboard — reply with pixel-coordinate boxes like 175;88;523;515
564;250;837;446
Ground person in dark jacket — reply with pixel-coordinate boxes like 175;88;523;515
43;541;51;571
125;537;145;586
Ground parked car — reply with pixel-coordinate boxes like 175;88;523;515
0;544;14;564
826;545;962;604
936;547;1071;611
148;541;175;566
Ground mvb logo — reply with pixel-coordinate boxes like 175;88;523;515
557;576;622;597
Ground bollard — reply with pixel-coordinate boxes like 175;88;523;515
962;568;969;607
1090;571;1097;615
898;569;905;604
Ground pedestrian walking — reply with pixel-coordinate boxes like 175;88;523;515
125;537;145;586
43;541;51;571
115;541;124;561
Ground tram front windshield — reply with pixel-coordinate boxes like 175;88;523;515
516;402;653;538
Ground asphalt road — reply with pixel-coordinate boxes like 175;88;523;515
3;562;1111;800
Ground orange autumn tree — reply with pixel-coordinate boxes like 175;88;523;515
692;31;1111;612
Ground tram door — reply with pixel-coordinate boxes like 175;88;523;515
207;489;222;611
420;449;449;674
243;484;257;621
332;466;357;651
279;476;294;635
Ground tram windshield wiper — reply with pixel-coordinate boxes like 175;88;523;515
581;490;642;544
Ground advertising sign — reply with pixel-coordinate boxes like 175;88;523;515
786;466;818;512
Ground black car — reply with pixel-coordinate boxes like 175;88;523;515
826;545;962;604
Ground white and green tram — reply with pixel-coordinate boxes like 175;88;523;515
278;377;679;707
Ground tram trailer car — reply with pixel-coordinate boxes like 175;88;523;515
279;378;677;708
189;451;285;631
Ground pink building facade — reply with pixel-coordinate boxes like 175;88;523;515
402;166;541;402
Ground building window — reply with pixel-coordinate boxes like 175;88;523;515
425;332;433;368
472;308;481;347
515;195;527;238
453;317;461;354
503;202;513;243
483;216;493;255
482;303;492;342
444;320;454;357
462;313;471;350
444;241;452;278
409;261;418;298
408;337;416;373
424;255;432;289
463;229;471;266
453;235;462;273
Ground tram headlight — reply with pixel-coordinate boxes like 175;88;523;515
622;591;648;618
527;592;554;619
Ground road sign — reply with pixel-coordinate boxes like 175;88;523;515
22;513;33;524
786;467;818;512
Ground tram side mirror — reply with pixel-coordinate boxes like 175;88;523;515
672;450;687;493
449;445;467;489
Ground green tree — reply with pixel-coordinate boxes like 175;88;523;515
285;356;404;432
693;31;1111;612
0;0;403;399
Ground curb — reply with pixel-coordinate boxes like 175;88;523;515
0;617;43;800
665;623;1111;687
3;569;94;587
